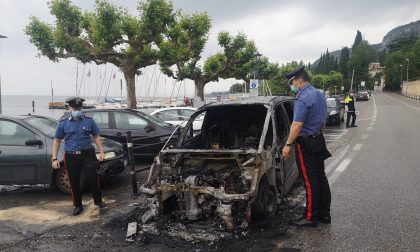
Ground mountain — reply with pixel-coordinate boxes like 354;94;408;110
381;20;420;47
312;20;420;67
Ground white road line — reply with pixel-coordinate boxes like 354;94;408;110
336;158;351;172
369;122;375;126
325;144;351;174
353;143;362;151
367;127;373;131
361;134;368;139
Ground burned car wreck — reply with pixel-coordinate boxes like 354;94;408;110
139;96;299;230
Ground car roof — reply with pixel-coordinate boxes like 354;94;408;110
0;114;53;121
150;107;196;114
203;96;293;108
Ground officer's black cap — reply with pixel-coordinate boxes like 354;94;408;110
284;66;306;83
65;96;85;109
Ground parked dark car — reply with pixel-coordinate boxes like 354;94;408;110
0;115;127;194
356;91;369;101
80;109;177;159
326;97;345;126
139;96;299;230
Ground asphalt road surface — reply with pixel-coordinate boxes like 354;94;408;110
281;92;420;251
1;92;419;251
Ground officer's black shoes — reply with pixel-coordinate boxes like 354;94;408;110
290;218;318;227
346;125;350;128
73;206;83;216
97;201;108;213
351;125;358;127
318;213;331;224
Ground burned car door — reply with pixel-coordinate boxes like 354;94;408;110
0;119;47;184
274;102;298;194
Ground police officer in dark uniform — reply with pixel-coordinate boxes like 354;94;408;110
344;91;358;128
282;66;332;227
52;97;107;216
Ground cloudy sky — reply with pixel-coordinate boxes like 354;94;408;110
0;0;419;98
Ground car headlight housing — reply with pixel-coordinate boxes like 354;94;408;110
329;110;338;115
97;152;116;160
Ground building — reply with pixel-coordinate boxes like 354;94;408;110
368;63;385;91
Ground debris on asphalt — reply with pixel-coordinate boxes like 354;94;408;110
125;222;138;242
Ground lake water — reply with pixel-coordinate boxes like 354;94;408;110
1;95;159;118
1;95;69;119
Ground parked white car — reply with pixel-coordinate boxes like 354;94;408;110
150;107;204;131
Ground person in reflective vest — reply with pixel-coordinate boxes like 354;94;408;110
344;91;357;128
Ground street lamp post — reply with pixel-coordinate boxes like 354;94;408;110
406;58;409;82
0;34;7;114
400;64;403;93
254;52;262;80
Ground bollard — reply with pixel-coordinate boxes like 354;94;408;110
126;131;138;195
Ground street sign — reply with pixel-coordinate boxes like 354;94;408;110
341;86;344;91
249;79;259;97
250;79;259;89
361;81;365;87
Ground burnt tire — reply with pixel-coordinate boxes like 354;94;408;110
54;167;88;194
251;175;277;223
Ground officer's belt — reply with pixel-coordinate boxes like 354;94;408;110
65;148;94;155
299;131;322;139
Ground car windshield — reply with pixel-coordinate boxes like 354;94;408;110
326;99;337;108
23;117;57;137
137;111;172;127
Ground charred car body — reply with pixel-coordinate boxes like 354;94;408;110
140;97;299;230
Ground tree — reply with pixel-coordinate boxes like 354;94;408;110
349;40;376;91
352;30;362;49
160;30;257;100
339;47;350;79
158;11;211;100
25;0;174;108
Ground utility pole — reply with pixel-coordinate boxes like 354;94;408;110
400;64;403;90
406;58;409;82
350;69;355;92
0;34;7;114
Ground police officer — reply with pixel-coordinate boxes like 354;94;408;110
344;91;357;128
282;66;332;227
52;97;107;216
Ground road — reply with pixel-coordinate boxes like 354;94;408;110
281;92;420;251
1;92;419;251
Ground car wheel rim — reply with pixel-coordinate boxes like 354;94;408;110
58;170;70;192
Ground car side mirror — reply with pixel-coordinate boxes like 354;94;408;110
144;124;156;133
25;139;43;146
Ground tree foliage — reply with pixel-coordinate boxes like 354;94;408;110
384;39;420;90
160;30;257;100
25;0;174;108
338;47;350;79
314;49;337;74
349;40;376;90
352;30;362;49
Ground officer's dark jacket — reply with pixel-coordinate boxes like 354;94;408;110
344;95;355;112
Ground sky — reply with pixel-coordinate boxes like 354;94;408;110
0;0;419;98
